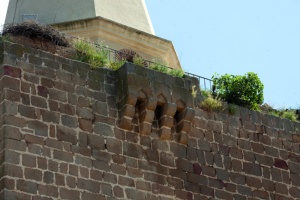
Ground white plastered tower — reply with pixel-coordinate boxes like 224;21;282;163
5;0;182;69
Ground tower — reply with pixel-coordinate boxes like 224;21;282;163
5;0;181;69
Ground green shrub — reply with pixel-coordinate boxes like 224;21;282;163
281;110;297;121
149;59;184;78
73;39;109;68
108;60;126;71
200;91;224;112
133;55;145;67
168;68;184;78
212;72;264;110
228;104;237;115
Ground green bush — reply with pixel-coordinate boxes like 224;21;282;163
281;110;297;121
212;72;264;110
149;59;184;78
73;39;109;68
200;91;224;112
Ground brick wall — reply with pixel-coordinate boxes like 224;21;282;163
0;39;300;199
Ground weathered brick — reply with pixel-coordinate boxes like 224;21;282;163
55;173;65;186
24;134;44;145
60;188;80;200
78;178;100;193
45;138;63;150
3;65;21;78
49;89;67;102
22;154;36;167
215;189;233;200
57;125;77;144
123;142;143;159
17;180;37;194
275;182;288;195
61;115;78;128
88;134;105;150
3;125;22;140
78;118;93;132
160;151;175;167
31;96;47;108
144;172;167;185
118;176;135;187
66;176;76;188
6;138;26;151
3;88;21;102
125;188;146;199
59;103;76;115
43;171;54;184
53;150;73;162
105;138;122;155
243;162;262;176
290;187;300;198
38;185;58;198
94;122;114;136
92;149;111;162
75;155;92;168
41;110;60;124
25;168;42;181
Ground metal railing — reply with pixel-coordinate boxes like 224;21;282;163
185;72;213;91
69;36;213;91
1;24;213;91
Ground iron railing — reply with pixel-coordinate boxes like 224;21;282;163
185;72;213;91
68;36;213;91
1;25;213;91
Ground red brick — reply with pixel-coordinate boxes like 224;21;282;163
3;65;21;78
78;118;93;132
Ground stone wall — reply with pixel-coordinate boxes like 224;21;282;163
0;40;300;200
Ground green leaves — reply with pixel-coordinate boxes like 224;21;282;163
212;72;264;110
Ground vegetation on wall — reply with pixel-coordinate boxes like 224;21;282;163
199;90;224;112
212;72;264;110
149;59;184;78
73;39;110;68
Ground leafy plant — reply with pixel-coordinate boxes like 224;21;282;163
133;55;145;67
149;59;184;78
191;85;198;99
108;60;126;71
168;68;185;78
228;104;237;115
212;72;264;110
73;39;109;68
282;110;297;121
200;91;224;112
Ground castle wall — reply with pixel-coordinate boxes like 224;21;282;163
0;40;300;199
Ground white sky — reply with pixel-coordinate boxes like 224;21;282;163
0;0;9;27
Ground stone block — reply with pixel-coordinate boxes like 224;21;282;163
139;110;155;123
159;128;171;140
178;132;189;145
139;122;152;136
243;162;262;176
57;125;77;145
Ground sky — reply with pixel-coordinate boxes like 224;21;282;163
1;0;300;109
